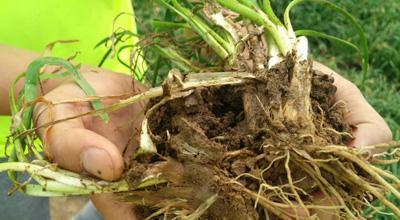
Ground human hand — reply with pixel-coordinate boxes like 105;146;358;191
34;68;146;220
284;62;393;220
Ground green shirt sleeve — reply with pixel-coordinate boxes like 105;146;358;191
0;116;11;157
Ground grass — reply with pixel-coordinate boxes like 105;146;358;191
132;0;400;219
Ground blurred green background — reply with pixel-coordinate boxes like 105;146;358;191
132;0;399;219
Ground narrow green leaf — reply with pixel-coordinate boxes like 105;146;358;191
95;30;140;67
150;20;191;31
295;29;360;52
24;57;109;125
150;45;201;72
40;72;71;81
8;57;108;180
261;0;282;25
97;34;124;67
95;31;126;49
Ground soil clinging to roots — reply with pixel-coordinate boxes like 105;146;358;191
121;56;373;219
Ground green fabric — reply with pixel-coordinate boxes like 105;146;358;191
0;0;140;157
0;116;11;157
0;0;137;72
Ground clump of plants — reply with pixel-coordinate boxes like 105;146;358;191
1;1;400;219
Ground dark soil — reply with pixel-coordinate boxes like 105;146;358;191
122;58;357;219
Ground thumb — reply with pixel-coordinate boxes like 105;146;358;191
45;124;124;181
35;103;124;181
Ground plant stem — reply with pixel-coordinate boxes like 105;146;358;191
262;0;282;25
0;162;129;193
216;0;290;55
157;0;231;59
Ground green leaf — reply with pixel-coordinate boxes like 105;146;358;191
261;0;282;25
95;30;140;67
150;45;201;72
23;57;109;126
150;20;191;31
295;29;360;52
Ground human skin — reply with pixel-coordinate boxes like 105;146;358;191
0;45;392;219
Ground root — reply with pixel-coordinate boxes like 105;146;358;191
307;171;354;218
132;71;399;219
284;150;311;219
370;158;399;165
363;141;400;155
290;156;355;218
3;2;398;219
234;182;294;220
144;199;187;220
256;183;296;211
370;166;400;188
333;151;400;200
333;160;400;218
323;128;353;139
184;194;218;220
260;153;287;177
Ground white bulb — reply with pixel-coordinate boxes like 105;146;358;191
297;36;309;61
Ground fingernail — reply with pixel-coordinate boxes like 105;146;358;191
81;148;114;180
